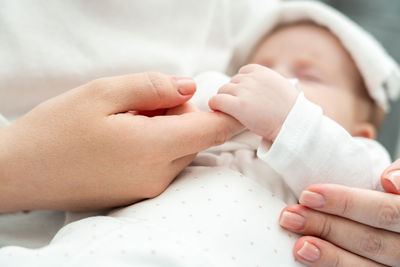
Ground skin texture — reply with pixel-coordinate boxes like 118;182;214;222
209;23;375;141
209;23;399;266
280;178;400;266
0;72;243;212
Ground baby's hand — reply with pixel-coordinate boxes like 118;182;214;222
208;64;299;141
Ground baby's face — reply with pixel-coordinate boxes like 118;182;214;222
249;23;373;137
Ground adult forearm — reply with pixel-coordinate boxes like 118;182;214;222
0;126;33;213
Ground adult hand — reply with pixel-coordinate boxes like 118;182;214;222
0;72;243;212
279;159;400;266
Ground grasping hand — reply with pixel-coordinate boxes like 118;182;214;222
208;64;299;141
0;72;242;212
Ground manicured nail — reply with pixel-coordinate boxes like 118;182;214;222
386;170;400;192
299;191;326;208
279;211;306;230
173;77;196;95
297;241;320;262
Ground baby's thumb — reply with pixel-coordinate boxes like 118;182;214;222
381;158;400;194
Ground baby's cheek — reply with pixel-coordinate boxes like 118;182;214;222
301;87;354;131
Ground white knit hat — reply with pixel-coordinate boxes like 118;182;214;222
253;1;400;112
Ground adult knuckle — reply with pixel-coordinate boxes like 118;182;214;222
377;202;400;228
318;216;333;240
145;72;168;103
359;231;383;257
213;128;229;146
212;118;231;146
331;252;342;267
340;194;354;217
392;236;400;259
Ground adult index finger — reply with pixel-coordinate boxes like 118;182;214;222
298;184;400;233
144;110;244;159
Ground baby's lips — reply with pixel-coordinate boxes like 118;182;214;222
172;76;196;96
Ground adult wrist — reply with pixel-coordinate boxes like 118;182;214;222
0;125;33;213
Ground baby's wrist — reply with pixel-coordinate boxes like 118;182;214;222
269;90;300;142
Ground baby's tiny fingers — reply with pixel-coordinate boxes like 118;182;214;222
208;94;239;118
218;83;240;96
230;74;250;84
238;63;262;74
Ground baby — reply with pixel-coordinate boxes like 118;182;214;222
1;3;398;267
214;22;381;142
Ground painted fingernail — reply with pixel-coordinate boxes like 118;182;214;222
299;191;326;208
297;241;320;262
279;211;306;230
173;77;196;95
385;170;400;192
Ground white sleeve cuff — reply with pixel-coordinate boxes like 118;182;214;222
257;92;321;174
257;92;390;198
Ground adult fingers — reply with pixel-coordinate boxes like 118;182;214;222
85;72;196;115
381;158;400;194
293;236;386;267
165;102;199;116
145;111;244;159
298;184;400;233
280;205;400;266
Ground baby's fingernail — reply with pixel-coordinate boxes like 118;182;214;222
299;191;326;209
297;241;320;262
279;211;306;230
385;170;400;192
173;77;196;95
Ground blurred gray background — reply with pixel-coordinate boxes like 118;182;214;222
287;0;400;159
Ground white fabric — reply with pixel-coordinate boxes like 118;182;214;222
0;72;391;266
258;92;390;196
0;0;279;122
247;0;400;111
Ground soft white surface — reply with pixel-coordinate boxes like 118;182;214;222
0;0;279;121
0;72;391;266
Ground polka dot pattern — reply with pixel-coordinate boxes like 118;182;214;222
0;165;302;266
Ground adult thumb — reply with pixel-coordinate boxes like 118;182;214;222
381;158;400;194
89;72;196;115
